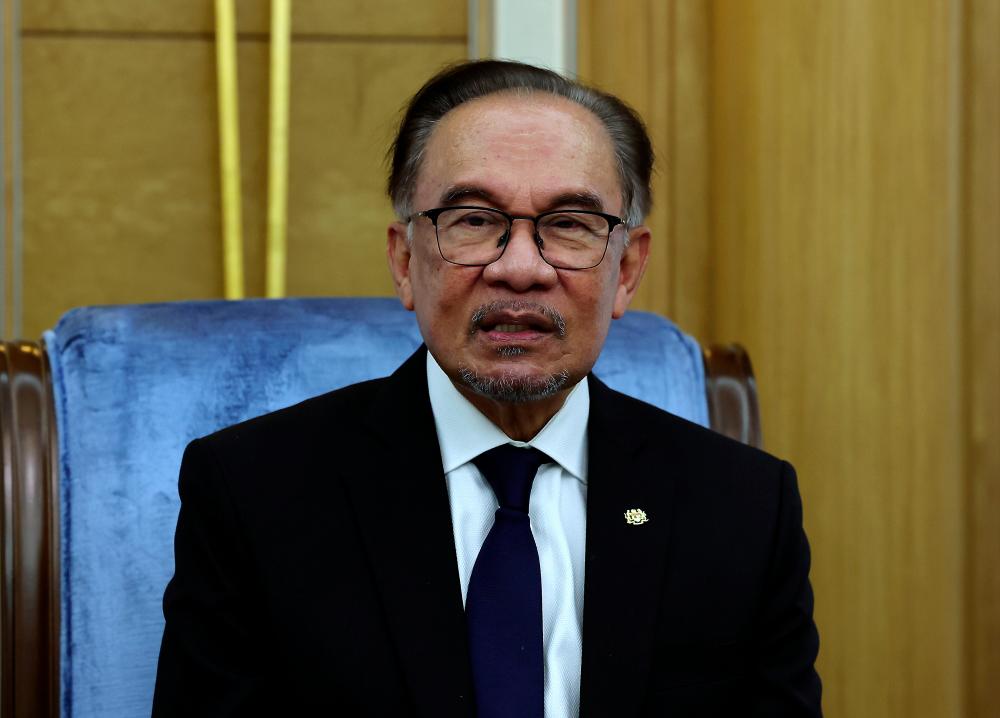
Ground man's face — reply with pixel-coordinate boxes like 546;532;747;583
387;92;649;405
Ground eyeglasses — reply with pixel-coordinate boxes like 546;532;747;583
409;205;627;270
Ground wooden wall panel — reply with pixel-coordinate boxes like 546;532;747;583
283;40;465;298
577;0;711;341
580;0;999;715
22;37;224;336
2;0;19;336
235;38;464;300
22;1;465;38
965;0;1000;714
19;3;466;338
711;2;966;717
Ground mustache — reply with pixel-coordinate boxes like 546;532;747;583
469;300;567;338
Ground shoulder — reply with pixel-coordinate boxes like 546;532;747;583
595;390;821;710
590;376;786;480
590;378;799;541
175;347;432;513
170;374;405;539
214;376;385;442
185;375;392;481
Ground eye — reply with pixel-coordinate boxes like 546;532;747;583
540;212;604;235
442;208;505;231
462;213;495;228
550;216;585;230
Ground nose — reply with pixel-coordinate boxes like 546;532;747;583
481;218;558;292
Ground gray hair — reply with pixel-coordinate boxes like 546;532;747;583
387;60;654;227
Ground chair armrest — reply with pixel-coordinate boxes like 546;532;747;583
703;343;763;449
0;341;59;717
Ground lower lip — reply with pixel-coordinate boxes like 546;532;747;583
481;328;549;343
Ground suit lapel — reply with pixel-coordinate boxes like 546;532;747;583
579;376;677;718
340;347;473;718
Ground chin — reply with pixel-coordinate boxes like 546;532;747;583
457;364;571;404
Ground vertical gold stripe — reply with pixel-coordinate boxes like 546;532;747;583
265;0;291;298
214;0;245;299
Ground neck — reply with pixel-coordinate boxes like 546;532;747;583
455;383;571;441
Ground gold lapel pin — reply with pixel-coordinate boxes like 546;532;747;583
624;508;649;525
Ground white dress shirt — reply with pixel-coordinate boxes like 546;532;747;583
426;352;588;718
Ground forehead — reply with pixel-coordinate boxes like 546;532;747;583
414;92;621;211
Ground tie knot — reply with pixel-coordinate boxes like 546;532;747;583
473;445;550;513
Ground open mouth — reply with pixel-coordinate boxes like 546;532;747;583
479;319;549;342
492;323;536;333
480;319;551;336
471;301;566;341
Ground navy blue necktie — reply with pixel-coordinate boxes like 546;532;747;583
467;444;549;718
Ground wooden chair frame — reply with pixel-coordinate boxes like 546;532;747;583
0;338;760;718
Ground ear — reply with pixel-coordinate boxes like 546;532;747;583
612;225;651;319
386;221;415;310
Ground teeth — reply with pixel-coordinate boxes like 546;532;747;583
494;324;529;332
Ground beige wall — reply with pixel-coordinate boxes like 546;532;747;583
581;1;1000;717
17;0;467;337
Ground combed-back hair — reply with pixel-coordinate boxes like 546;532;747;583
387;59;654;227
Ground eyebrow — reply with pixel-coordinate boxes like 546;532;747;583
545;192;605;212
440;186;499;206
438;186;606;213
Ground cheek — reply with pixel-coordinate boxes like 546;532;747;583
564;271;619;324
408;245;448;303
411;260;481;330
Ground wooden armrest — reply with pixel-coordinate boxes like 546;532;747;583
703;343;763;449
0;340;59;717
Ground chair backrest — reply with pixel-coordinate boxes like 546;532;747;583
0;297;760;717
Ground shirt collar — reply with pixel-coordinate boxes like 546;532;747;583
426;351;589;483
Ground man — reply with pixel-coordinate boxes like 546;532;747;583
153;60;821;716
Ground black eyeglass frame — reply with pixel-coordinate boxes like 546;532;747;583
409;205;628;270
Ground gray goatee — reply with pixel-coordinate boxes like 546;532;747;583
459;300;569;403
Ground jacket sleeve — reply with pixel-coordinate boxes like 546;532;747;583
750;460;823;716
152;438;268;717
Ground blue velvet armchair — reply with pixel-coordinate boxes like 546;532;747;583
0;297;759;717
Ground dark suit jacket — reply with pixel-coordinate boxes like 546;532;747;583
152;347;821;717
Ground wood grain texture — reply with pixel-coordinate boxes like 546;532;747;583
577;0;712;341
711;1;966;716
21;30;464;337
964;0;1000;714
22;0;466;38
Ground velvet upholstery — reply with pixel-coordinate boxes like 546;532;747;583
43;297;707;718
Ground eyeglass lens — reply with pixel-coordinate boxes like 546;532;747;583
434;208;610;269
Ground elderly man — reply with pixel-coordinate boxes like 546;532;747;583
153;60;821;717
